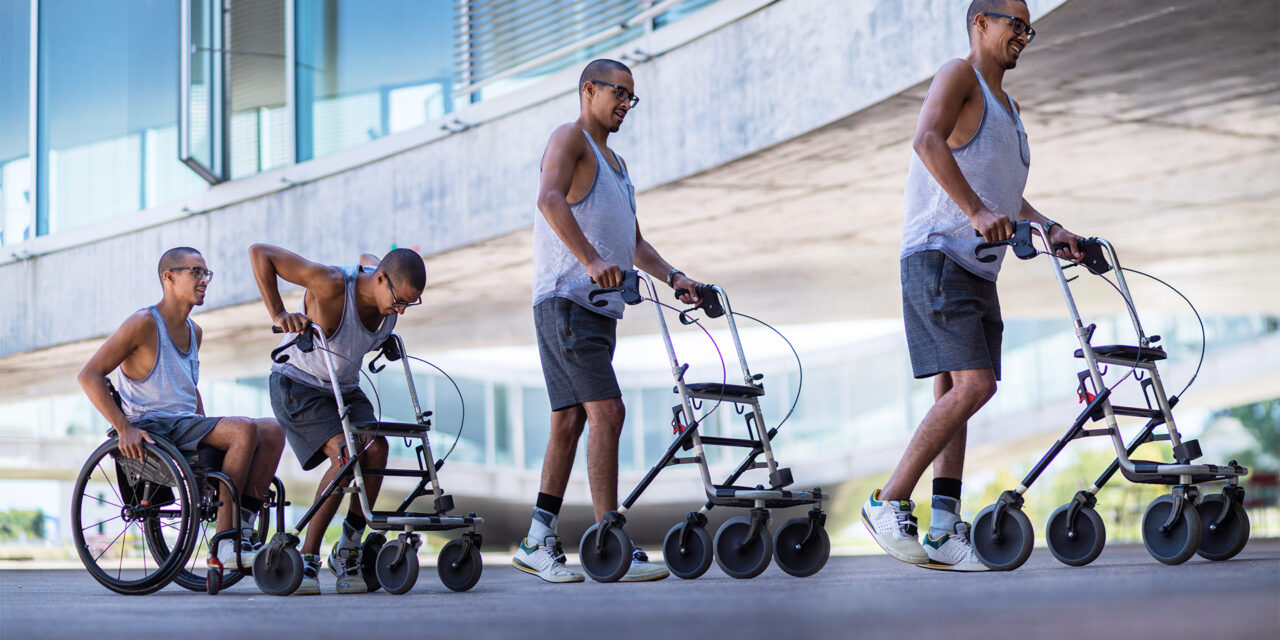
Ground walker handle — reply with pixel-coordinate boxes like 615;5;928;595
588;269;642;306
270;324;316;363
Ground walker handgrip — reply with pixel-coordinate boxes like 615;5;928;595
974;221;1036;262
269;324;316;363
587;270;641;306
676;285;724;318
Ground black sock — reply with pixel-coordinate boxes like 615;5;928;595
535;492;563;516
933;477;962;501
240;495;264;514
345;512;367;531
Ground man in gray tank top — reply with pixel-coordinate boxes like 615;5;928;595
862;0;1087;571
78;247;285;573
250;243;425;595
514;59;704;584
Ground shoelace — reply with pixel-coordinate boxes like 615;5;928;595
546;536;569;565
893;505;919;537
632;547;648;563
336;548;361;576
303;555;320;578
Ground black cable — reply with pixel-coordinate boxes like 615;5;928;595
730;311;803;431
404;355;466;464
1120;267;1206;398
652;297;728;425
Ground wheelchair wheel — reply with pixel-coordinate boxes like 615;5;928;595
579;522;631;583
1142;494;1202;565
206;567;221;595
71;438;198;595
714;516;773;579
1045;503;1106;567
253;539;304;596
149;495;255;593
971;504;1034;571
361;531;387;593
1196;493;1250;561
772;516;830;578
437;537;483;592
662;521;713;580
375;540;419;595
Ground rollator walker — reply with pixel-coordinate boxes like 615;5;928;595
576;271;830;581
968;221;1250;570
252;325;484;594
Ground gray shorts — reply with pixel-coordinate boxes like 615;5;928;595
269;371;375;471
131;414;223;452
901;250;1003;380
535;297;621;412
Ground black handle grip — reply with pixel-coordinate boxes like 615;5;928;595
587;270;641;306
974;221;1037;263
675;284;724;318
270;324;315;363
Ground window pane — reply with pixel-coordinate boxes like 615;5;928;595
295;0;454;162
0;0;30;246
229;0;287;178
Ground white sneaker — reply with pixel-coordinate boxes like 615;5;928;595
921;522;990;571
295;553;321;595
862;489;929;564
618;546;669;582
213;531;259;571
328;546;368;593
512;535;584;583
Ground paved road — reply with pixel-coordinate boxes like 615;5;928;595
2;540;1277;640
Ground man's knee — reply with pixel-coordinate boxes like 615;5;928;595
365;435;388;459
952;373;997;408
254;419;284;451
211;417;257;449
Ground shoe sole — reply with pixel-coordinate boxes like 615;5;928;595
294;584;321;596
618;569;670;583
916;561;990;572
861;508;929;565
511;558;584;583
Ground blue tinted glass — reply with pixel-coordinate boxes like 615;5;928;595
0;0;30;246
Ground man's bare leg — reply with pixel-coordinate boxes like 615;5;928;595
881;368;994;501
539;405;587;499
301;435;351;556
582;397;625;522
243;419;285;501
200;417;258;534
342;436;387;524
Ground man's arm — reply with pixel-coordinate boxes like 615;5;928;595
76;313;156;459
634;223;702;304
248;244;345;333
913;59;1012;243
1017;199;1084;260
536;125;622;288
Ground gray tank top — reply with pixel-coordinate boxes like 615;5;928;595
532;128;637;319
900;64;1030;281
271;265;396;391
117;306;200;421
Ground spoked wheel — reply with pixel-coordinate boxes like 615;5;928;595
579;523;632;583
71;439;198;595
375;540;420;595
253;539;304;596
1141;494;1202;565
772;516;830;578
437;537;483;592
361;532;387;593
149;490;265;593
971;504;1034;571
714;516;773;579
1196;493;1250;561
1045;503;1107;567
662;521;713;580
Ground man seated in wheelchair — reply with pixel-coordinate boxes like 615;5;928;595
77;247;286;572
249;243;425;595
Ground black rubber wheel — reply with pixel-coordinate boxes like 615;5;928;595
361;532;387;593
437;538;483;592
772;517;831;578
1045;503;1106;567
662;522;713;580
714;516;773;579
206;567;221;595
375;540;419;595
1141;494;1202;565
253;542;304;596
971;504;1034;571
150;516;247;593
71;438;198;595
578;523;631;583
1196;493;1249;561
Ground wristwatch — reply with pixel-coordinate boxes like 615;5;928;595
666;269;684;287
1043;220;1060;237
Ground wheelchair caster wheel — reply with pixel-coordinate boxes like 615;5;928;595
972;504;1034;571
253;542;304;596
361;532;387;593
579;520;631;583
375;540;419;595
1046;503;1106;567
437;537;483;592
1142;494;1202;565
662;521;713;580
206;567;221;595
1196;493;1250;561
714;516;772;579
772;516;830;578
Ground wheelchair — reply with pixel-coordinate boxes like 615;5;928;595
70;378;288;595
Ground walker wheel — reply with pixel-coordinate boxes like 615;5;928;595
714;516;773;579
1141;494;1202;565
772;517;830;577
662;521;713;580
253;542;304;596
1045;503;1106;567
971;504;1034;571
206;567;221;595
578;523;631;583
437;537;483;592
361;531;387;593
1195;493;1249;561
375;540;419;595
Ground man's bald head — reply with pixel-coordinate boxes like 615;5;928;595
579;59;631;94
157;247;202;280
967;0;1027;40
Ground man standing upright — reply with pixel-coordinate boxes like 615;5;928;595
862;0;1084;570
513;59;704;583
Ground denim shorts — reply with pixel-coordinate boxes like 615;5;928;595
534;297;621;412
900;250;1003;380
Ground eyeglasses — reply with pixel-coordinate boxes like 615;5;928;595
591;80;639;108
169;266;214;282
384;275;422;309
983;12;1036;43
